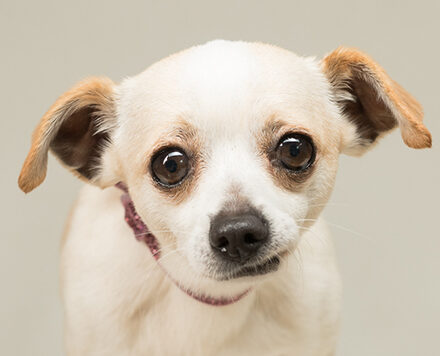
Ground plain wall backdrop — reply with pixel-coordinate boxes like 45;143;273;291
1;1;439;355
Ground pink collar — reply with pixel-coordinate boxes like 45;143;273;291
115;182;249;306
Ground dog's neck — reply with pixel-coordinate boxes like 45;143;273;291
116;182;161;259
115;182;250;306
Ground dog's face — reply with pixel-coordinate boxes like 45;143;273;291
113;42;345;288
19;41;431;296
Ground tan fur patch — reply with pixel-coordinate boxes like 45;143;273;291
322;47;431;149
258;117;318;192
145;120;203;204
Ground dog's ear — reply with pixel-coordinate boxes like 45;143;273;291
321;47;431;154
18;77;117;193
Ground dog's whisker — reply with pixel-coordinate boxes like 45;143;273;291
140;247;190;282
160;247;188;259
291;247;305;293
134;229;186;236
298;218;372;241
306;202;352;209
137;241;180;256
298;227;328;250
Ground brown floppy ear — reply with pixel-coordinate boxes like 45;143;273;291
18;77;117;193
322;47;431;152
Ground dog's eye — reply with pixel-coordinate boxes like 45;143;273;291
151;148;189;186
276;134;315;171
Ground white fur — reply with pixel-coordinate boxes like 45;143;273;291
61;40;355;355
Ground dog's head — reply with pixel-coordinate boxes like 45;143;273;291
19;41;431;298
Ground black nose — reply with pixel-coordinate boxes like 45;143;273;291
209;212;269;263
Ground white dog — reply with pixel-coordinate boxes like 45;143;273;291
19;40;431;355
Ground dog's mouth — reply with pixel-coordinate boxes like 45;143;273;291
220;254;282;280
217;248;289;280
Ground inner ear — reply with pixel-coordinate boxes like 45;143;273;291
50;106;110;180
341;69;397;143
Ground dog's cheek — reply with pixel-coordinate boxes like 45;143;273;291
267;196;305;245
302;156;339;223
185;236;214;275
164;200;211;270
271;210;301;248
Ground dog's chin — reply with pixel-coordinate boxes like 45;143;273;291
154;248;291;305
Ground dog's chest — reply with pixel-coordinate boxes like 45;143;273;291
129;289;309;356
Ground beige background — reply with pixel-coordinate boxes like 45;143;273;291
1;1;439;355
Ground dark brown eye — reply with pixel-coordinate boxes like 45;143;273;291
151;148;189;186
276;134;315;172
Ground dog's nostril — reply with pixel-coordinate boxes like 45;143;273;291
244;233;258;245
217;236;229;248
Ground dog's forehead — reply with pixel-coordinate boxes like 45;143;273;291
118;41;333;139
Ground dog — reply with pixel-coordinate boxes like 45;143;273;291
18;40;431;355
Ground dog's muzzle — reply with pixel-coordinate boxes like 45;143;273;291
115;182;251;306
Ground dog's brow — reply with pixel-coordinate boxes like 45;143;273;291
264;116;288;135
152;120;199;149
259;116;314;149
167;120;199;142
258;116;288;153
